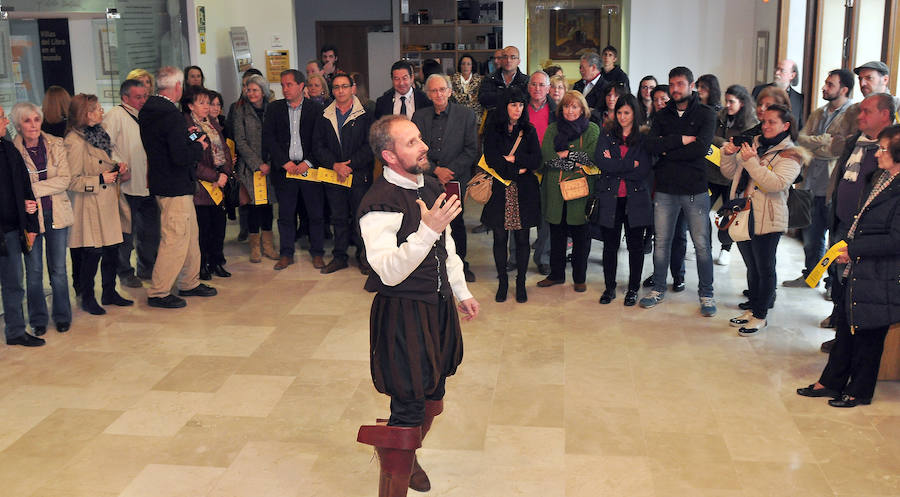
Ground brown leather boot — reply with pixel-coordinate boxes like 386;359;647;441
358;424;422;497
408;399;444;492
248;233;261;263
261;230;279;260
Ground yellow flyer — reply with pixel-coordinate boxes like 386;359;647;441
580;164;600;175
200;180;224;205
806;240;848;287
477;155;511;186
286;167;319;182
253;171;268;205
317;167;352;188
706;144;721;167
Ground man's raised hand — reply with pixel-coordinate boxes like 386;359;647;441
416;193;461;234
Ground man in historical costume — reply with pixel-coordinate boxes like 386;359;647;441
356;114;480;496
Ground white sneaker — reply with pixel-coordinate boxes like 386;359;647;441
738;318;767;336
729;310;753;327
715;248;731;266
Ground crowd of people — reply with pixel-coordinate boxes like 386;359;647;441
1;45;899;417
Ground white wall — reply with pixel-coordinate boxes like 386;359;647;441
187;0;299;104
68;19;100;99
628;0;758;90
503;0;527;70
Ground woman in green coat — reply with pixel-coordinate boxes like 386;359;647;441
537;90;600;292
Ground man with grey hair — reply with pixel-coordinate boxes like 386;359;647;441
413;73;479;281
573;51;605;109
753;59;805;128
356;114;478;497
104;78;158;288
527;69;556;274
139;66;216;308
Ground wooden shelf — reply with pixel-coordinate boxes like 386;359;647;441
400;0;502;73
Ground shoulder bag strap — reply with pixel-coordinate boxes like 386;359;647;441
508;130;523;156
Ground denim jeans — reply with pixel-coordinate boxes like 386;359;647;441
652;192;714;297
24;215;71;327
801;195;828;276
0;230;28;340
531;220;551;266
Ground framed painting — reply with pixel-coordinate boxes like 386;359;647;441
755;31;769;86
549;9;604;60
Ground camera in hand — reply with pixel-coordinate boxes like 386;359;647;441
731;135;754;148
189;130;206;142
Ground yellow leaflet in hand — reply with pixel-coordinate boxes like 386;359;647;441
317;167;353;188
580;164;600;175
477;155;512;186
286;167;319;181
253;171;268;205
706;144;721;167
806;240;847;288
200;180;224;205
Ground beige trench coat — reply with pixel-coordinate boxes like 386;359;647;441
14;132;75;233
64;130;125;248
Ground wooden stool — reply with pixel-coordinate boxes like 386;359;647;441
878;323;900;380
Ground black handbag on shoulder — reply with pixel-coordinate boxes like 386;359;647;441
787;186;813;229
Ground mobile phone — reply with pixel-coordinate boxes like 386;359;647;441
444;181;461;200
189;131;206;141
732;135;754;148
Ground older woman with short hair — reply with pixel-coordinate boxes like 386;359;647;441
233;74;278;262
0;104;45;346
306;73;331;107
65;94;133;315
11;102;75;334
538;90;600;292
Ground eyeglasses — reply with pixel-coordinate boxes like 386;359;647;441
507;55;519;60
878;146;889;153
639;85;655;91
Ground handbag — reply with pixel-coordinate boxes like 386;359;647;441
787;186;813;229
559;169;589;200
465;172;493;204
467;131;524;205
223;174;242;209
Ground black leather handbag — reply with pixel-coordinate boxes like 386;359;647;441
787;186;813;229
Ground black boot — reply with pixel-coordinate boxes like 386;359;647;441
495;274;508;302
81;292;106;315
515;273;527;303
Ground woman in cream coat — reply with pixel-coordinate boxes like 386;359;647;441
12;102;75;334
721;103;807;336
65;94;133;315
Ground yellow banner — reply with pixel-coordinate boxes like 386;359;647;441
286;167;319;182
477;155;512;186
706;144;721;167
253;171;268;205
200;180;224;205
806;240;848;288
317;167;353;188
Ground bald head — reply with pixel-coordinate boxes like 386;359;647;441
501;46;520;73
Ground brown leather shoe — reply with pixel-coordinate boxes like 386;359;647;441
274;256;294;270
312;255;325;269
574;283;587;292
321;258;349;274
537;277;564;287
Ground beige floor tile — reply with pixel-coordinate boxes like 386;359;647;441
37;434;167;495
489;383;564;427
3;408;123;459
103;391;214;437
196;374;295;418
152;355;246;393
645;431;741;492
734;460;834;497
206;441;317;497
117;464;226;497
566;454;656;497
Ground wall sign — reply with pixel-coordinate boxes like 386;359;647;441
266;50;289;83
37;18;74;94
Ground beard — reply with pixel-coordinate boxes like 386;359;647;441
403;154;431;175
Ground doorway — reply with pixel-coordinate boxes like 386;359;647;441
315;20;390;96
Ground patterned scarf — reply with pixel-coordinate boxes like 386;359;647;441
194;116;227;167
82;124;112;157
554;115;589;152
843;170;897;278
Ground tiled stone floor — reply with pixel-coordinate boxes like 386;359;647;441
1;212;898;497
